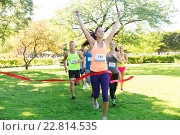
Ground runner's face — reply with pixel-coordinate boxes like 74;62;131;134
69;42;75;49
81;46;85;51
119;46;124;52
110;42;116;50
95;27;104;38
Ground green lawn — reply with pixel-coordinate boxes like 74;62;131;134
0;63;180;120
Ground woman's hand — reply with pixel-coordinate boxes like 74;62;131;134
75;9;80;15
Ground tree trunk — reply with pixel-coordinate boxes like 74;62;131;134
25;64;29;70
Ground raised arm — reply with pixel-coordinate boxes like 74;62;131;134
104;12;121;46
75;10;95;49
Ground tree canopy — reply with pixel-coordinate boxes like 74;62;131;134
53;0;177;47
15;21;62;70
0;0;34;45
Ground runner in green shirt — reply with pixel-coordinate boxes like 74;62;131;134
63;41;84;100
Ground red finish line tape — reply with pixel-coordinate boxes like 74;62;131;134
0;71;134;83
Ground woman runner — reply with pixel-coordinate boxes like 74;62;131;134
107;42;122;106
75;9;121;120
117;45;128;91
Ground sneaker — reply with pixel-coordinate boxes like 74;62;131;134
103;117;108;120
86;82;89;88
112;100;116;106
93;98;99;109
83;85;86;90
121;88;124;91
71;96;75;100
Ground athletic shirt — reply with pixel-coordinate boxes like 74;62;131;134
90;41;108;72
117;53;125;67
68;50;80;70
85;49;92;70
107;52;118;74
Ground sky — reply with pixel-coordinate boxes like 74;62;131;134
32;0;180;32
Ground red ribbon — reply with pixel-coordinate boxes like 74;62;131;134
0;71;134;83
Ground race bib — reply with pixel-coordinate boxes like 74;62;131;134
88;57;92;62
71;59;77;64
95;54;106;62
109;62;116;68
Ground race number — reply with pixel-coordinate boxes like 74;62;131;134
109;62;116;68
95;54;106;62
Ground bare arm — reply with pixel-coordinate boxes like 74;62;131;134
78;51;85;63
63;52;68;72
112;52;122;64
124;53;128;63
104;12;121;47
75;10;95;49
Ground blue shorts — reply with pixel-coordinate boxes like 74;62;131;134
80;69;85;75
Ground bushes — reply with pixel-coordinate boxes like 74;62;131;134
0;54;179;68
0;57;62;68
128;54;179;64
0;59;24;68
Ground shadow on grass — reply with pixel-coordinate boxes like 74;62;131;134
126;64;180;77
109;92;180;120
0;69;180;120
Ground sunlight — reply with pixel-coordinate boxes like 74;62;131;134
59;94;64;97
64;83;69;86
20;112;35;117
0;106;5;109
40;90;46;92
163;109;180;116
32;83;51;87
18;81;30;86
28;88;39;92
2;100;9;103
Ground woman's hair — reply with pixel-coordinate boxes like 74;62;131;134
119;45;124;48
82;26;103;46
95;26;102;34
110;41;116;45
69;41;75;44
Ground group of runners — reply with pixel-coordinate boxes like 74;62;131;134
63;10;128;120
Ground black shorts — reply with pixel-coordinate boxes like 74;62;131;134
68;70;80;79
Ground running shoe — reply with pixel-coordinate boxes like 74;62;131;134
103;117;108;120
86;82;89;88
121;88;124;91
71;96;75;100
83;85;86;90
112;100;116;106
93;98;99;109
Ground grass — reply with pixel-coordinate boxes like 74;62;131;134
0;63;180;120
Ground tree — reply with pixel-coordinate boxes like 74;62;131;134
53;0;177;46
16;21;62;70
160;31;180;53
0;0;34;45
114;31;163;53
